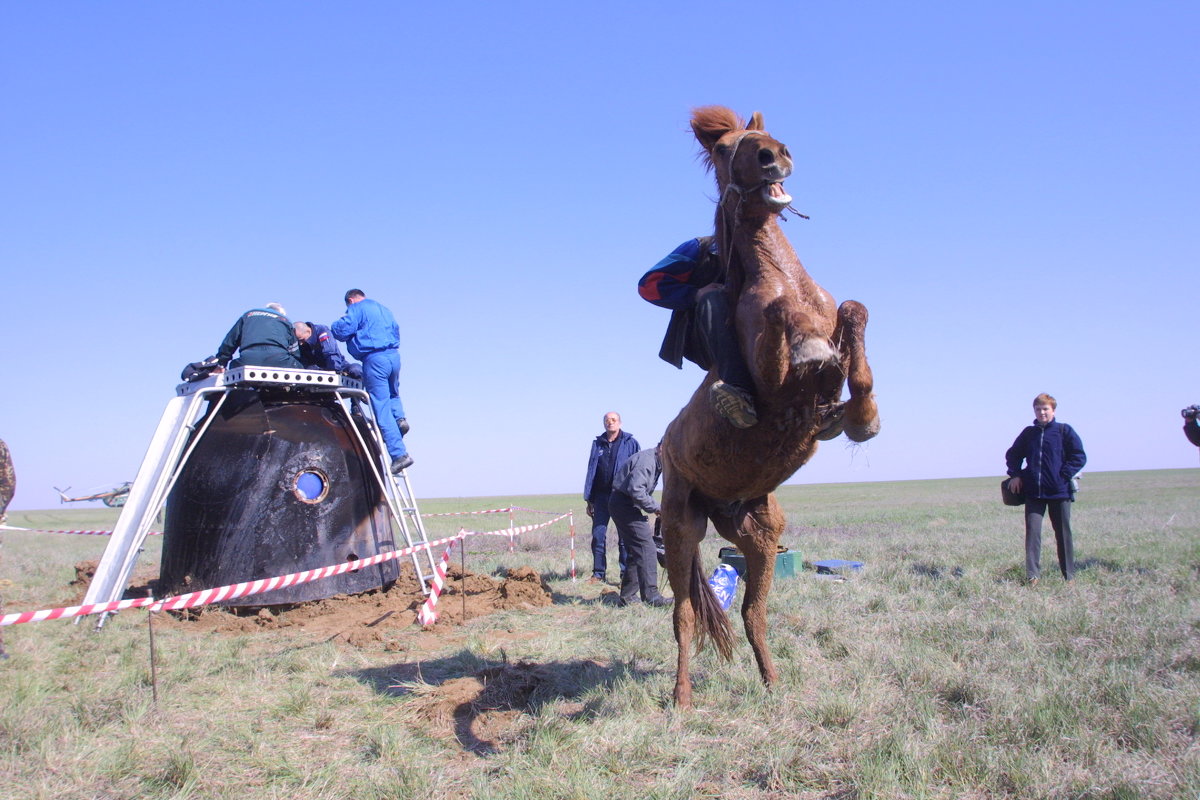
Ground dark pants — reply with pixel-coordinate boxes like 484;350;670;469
1025;498;1075;581
232;346;302;369
589;492;627;579
694;290;755;391
609;491;663;603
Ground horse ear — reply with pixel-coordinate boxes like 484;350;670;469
748;111;764;131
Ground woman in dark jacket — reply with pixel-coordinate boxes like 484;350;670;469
1005;393;1087;585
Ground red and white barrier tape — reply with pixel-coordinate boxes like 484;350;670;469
420;507;513;518
1;532;456;627
0;525;162;536
0;595;160;626
416;538;458;626
148;532;463;614
0;505;568;535
1;513;574;627
462;513;570;539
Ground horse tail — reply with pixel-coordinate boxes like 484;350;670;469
689;548;735;661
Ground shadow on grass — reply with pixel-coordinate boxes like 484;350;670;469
1075;557;1154;575
344;651;655;754
911;562;965;579
990;557;1156;585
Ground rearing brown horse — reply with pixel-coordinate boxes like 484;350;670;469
661;106;880;707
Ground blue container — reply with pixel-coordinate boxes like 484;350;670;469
813;559;864;574
707;563;739;611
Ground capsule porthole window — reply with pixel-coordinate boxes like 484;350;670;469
293;469;329;504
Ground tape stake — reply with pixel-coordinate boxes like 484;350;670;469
417;537;458;627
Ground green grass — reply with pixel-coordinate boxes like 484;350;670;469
2;469;1199;799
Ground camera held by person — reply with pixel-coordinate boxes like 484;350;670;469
1182;405;1200;448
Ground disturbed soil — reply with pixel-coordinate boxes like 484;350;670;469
71;558;555;647
69;559;576;753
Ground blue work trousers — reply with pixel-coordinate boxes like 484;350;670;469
589;491;627;580
362;350;408;460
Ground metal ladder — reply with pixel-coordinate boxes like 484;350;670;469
332;389;438;591
82;366;437;628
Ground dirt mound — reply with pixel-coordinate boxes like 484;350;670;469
70;559;554;646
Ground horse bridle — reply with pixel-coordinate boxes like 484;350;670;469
716;130;772;266
717;130;808;256
718;130;771;208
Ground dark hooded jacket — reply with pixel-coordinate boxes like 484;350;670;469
1005;420;1087;501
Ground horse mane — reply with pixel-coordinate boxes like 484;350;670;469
690;106;744;171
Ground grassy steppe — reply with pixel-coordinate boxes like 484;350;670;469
1;470;1198;799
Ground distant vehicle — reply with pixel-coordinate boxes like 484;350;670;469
55;482;133;508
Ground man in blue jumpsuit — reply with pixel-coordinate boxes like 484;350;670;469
215;303;302;370
331;289;413;474
294;321;363;380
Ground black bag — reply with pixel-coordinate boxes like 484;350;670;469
181;356;220;382
1000;478;1024;506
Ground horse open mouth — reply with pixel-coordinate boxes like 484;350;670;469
763;181;792;208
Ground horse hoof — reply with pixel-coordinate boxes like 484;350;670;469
790;337;837;367
844;419;881;442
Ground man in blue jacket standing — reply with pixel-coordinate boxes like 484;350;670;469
583;412;639;584
1005;393;1087;585
331;289;412;474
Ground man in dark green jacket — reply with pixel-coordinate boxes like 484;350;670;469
215;303;302;369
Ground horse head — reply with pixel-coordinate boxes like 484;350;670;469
691;106;794;221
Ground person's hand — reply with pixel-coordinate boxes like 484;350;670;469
585;502;594;518
1008;476;1023;494
212;366;226;374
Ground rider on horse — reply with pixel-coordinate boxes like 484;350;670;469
639;236;759;429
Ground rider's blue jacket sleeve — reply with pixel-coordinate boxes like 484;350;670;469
638;239;705;310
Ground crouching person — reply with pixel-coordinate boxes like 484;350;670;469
609;445;673;608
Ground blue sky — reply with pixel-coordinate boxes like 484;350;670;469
2;2;1197;510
